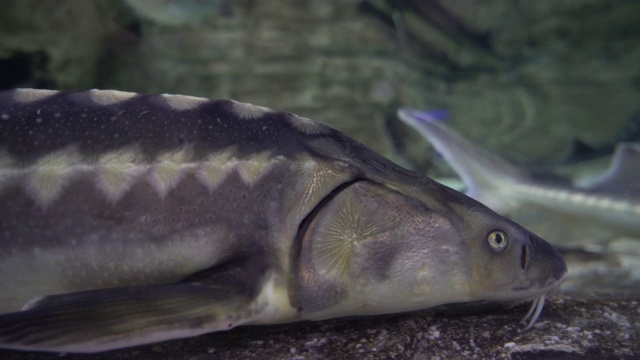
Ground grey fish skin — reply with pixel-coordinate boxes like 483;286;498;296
397;108;640;248
0;89;566;353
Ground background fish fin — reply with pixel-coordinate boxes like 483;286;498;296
0;283;257;353
397;108;528;213
578;142;640;196
562;139;601;163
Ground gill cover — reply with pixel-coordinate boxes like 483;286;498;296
289;177;567;321
289;180;470;318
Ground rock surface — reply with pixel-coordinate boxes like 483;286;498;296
1;294;638;359
1;0;638;167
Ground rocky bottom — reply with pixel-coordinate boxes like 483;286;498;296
1;294;638;359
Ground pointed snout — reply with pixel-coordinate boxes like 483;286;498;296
527;232;567;290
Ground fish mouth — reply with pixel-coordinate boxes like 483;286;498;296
514;267;564;329
479;263;567;330
507;269;567;330
512;266;567;299
520;294;547;330
484;269;566;303
488;236;568;303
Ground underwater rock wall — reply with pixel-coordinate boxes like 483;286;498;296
2;1;638;169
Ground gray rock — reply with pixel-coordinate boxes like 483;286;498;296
1;294;637;359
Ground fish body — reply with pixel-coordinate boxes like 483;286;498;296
0;90;566;352
397;109;640;248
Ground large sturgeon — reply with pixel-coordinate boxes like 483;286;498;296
397;108;640;249
0;89;566;353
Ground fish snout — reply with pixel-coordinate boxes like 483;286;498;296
526;232;567;291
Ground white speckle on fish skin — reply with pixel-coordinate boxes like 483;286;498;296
231;100;272;119
595;197;612;210
95;146;148;203
584;195;598;206
1;114;8;120
194;148;238;192
194;151;283;190
0;169;20;194
13;88;59;103
24;147;84;207
3;146;157;205
148;146;198;198
89;89;137;105
161;93;209;110
235;152;282;186
554;190;569;201
0;151;14;168
610;200;631;212
294;158;347;210
288;114;329;135
569;193;585;204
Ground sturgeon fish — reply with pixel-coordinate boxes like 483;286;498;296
0;89;566;353
397;109;640;248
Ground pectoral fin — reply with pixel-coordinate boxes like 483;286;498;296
0;283;255;353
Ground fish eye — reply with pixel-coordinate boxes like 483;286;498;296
487;230;509;252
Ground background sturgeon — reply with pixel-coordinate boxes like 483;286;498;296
0;90;565;353
397;108;640;249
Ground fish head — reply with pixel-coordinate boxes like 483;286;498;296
371;177;568;305
292;176;566;318
396;180;568;307
453;204;568;302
